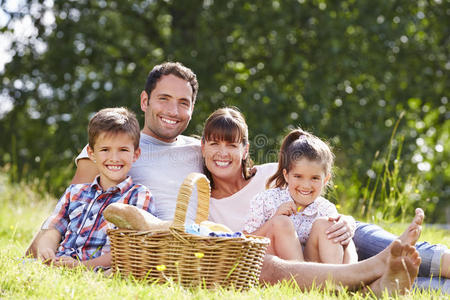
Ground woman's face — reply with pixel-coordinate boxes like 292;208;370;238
201;138;249;181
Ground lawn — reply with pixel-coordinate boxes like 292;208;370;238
0;174;448;299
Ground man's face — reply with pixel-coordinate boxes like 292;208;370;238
140;74;194;143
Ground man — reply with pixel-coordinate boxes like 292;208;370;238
27;62;422;295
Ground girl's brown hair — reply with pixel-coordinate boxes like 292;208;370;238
266;128;334;189
202;107;254;188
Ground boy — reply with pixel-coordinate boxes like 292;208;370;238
31;107;153;269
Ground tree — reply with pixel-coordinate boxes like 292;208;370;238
1;0;448;221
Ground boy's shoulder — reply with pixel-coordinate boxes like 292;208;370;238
126;182;151;194
63;182;93;194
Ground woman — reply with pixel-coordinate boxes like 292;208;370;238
201;106;449;291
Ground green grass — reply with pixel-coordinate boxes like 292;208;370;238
0;173;448;299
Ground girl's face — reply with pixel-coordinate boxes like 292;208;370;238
201;138;249;182
283;158;330;208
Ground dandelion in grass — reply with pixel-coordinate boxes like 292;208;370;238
334;184;338;189
156;264;166;271
195;252;204;259
335;204;341;210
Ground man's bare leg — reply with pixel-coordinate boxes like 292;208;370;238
260;240;420;295
367;240;421;296
260;251;385;290
259;209;424;292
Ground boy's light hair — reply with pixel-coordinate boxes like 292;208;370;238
88;107;140;149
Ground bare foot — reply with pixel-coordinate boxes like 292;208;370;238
369;240;421;296
398;208;424;246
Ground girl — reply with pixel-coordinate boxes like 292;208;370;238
244;128;358;264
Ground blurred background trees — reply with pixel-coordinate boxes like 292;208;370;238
0;0;448;222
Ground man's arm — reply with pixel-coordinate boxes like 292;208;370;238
25;228;62;260
70;158;99;184
326;214;356;245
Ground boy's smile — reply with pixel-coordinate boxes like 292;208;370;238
87;132;140;190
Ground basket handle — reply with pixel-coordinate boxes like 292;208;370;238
172;172;211;228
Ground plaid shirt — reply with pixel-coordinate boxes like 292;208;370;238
42;176;153;261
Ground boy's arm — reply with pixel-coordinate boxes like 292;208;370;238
25;228;62;260
82;252;111;269
53;252;112;269
71;158;98;184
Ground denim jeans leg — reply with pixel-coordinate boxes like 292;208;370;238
354;222;447;277
414;277;450;294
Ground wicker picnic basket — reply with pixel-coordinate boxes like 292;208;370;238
107;172;270;289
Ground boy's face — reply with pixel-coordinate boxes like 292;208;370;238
140;74;194;143
87;132;140;190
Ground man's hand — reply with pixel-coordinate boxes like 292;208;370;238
275;201;297;216
325;214;356;245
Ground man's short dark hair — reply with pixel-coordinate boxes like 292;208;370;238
144;62;199;103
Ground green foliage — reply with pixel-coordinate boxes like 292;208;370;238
0;0;448;221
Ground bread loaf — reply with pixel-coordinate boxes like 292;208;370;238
200;220;233;233
103;203;171;231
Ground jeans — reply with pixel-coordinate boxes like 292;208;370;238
354;222;449;293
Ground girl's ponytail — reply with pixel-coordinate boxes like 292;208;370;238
266;129;309;188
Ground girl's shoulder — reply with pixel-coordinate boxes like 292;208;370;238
255;187;287;200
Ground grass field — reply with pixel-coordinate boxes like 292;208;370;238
0;174;448;299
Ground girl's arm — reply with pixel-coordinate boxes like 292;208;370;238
243;191;274;233
274;201;297;216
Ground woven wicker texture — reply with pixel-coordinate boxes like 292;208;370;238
108;172;270;289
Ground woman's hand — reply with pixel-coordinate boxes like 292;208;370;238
274;201;297;216
325;214;356;246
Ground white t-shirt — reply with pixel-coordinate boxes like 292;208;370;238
76;133;203;222
208;163;277;232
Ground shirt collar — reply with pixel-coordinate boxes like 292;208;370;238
90;175;134;194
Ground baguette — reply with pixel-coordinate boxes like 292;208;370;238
103;203;171;231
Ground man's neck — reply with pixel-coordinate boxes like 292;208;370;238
141;129;178;143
